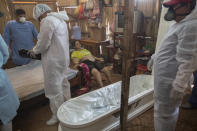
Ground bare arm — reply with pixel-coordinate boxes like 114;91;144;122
72;57;79;69
93;56;104;62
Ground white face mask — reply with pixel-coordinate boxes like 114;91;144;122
19;17;26;23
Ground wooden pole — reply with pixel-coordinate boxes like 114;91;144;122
76;0;79;5
120;0;135;130
8;0;15;19
154;0;162;39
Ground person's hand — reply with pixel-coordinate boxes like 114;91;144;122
73;64;80;70
147;58;153;71
169;87;184;106
98;57;104;62
28;50;36;58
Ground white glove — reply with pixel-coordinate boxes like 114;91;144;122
28;50;36;58
169;86;185;106
147;58;153;71
189;75;194;87
147;54;155;71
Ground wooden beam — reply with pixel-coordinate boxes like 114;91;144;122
67;12;77;19
154;0;162;39
76;0;79;5
8;0;15;19
120;0;135;130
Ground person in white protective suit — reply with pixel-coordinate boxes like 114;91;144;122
30;4;71;125
153;0;197;130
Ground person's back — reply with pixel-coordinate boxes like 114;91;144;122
4;9;38;66
35;11;70;68
0;34;20;131
0;66;20;124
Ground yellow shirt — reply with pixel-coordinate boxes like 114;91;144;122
71;49;91;61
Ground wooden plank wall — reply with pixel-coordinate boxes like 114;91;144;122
102;0;119;37
57;0;77;6
136;0;159;40
59;0;120;40
59;0;159;41
0;0;160;43
0;0;57;33
137;0;154;17
0;0;12;34
13;0;57;31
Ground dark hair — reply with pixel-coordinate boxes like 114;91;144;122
74;40;80;46
15;9;26;16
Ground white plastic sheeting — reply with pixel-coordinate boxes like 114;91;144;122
6;60;77;80
6;60;78;100
57;75;153;128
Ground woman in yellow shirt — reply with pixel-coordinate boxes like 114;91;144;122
71;41;112;87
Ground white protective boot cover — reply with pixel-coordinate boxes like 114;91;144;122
47;94;64;125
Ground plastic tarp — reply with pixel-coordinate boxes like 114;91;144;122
6;60;78;100
57;75;153;127
6;60;78;81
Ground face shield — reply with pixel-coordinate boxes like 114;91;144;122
164;7;176;21
164;3;193;21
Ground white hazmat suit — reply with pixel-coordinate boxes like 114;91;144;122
32;4;70;125
153;5;197;131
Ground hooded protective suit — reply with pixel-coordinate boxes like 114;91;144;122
32;11;70;118
0;34;20;125
153;5;197;131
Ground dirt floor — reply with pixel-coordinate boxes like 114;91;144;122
12;71;197;131
13;96;197;131
125;94;197;131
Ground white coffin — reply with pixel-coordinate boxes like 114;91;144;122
57;75;154;131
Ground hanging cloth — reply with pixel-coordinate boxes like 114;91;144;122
90;0;100;19
75;63;91;95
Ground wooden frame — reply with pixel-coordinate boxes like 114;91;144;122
120;0;135;130
103;0;113;7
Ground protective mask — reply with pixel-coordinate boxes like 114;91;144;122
164;7;176;21
19;17;26;23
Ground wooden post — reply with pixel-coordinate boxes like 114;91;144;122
120;0;135;130
154;0;162;39
8;0;15;19
76;0;79;5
